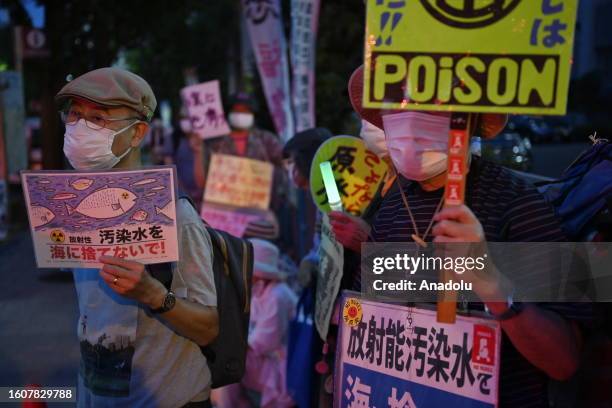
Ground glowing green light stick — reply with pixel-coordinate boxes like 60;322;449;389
320;161;343;212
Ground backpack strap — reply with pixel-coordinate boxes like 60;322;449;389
147;191;197;290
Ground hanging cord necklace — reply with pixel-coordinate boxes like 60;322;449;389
396;177;444;248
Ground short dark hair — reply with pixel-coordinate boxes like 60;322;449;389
283;127;332;177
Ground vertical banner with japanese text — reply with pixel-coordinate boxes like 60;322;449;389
21;166;179;268
336;293;501;407
290;0;321;132
243;0;295;141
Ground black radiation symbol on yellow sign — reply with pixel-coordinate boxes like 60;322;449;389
419;0;522;29
50;229;65;243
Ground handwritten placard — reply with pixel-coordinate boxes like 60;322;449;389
204;154;274;210
181;80;231;140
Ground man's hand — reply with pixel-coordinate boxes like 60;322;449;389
431;204;484;243
328;211;371;252
431;205;508;300
99;256;167;308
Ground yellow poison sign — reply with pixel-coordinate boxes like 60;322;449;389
364;0;578;115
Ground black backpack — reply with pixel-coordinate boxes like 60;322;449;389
148;195;254;388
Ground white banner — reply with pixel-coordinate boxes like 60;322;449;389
290;0;320;132
336;294;501;407
315;213;344;340
243;0;294;142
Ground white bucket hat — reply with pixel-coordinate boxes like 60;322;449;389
250;238;284;280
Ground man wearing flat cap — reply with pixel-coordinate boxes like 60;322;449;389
56;67;218;408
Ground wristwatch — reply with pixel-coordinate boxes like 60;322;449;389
150;290;176;314
486;294;524;321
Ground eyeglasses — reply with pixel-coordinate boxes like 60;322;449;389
60;108;141;130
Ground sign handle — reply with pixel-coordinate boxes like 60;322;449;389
437;113;472;324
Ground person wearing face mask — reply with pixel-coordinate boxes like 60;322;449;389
56;67;219;408
190;92;287;243
190;93;287;208
348;65;593;408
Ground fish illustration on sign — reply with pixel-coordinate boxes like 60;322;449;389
151;186;166;191
155;201;175;220
37;179;51;184
71;178;94;191
66;187;137;219
51;192;78;200
131;178;157;187
31;205;56;228
131;209;148;221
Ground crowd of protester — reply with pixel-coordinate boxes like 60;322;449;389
45;64;611;408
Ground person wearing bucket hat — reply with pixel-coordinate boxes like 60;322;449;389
214;239;297;408
349;65;592;405
56;67;219;408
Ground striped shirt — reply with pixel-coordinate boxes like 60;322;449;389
367;157;593;408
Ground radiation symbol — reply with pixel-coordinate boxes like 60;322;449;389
50;229;65;243
343;298;363;327
419;0;521;29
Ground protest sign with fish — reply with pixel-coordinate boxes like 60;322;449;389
21;166;179;268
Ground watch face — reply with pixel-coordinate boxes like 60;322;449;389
164;292;176;311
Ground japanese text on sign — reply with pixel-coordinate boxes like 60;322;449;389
310;136;388;216
204;154;274;210
336;294;501;408
181;80;231;140
21;167;179;268
363;0;578;115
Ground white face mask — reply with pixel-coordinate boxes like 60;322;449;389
360;119;387;157
228;112;254;130
382;111;451;181
63;119;138;171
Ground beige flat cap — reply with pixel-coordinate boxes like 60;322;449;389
55;67;157;121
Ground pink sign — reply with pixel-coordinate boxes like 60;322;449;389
200;203;261;238
181;80;231;140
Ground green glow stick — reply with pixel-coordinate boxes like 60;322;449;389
320;161;343;212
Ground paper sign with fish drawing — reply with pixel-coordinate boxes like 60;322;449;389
21;166;179;268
